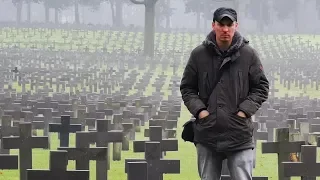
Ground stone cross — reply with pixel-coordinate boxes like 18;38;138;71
2;122;49;180
262;128;305;180
49;115;82;147
125;141;180;180
134;126;178;156
0;115;19;154
58;132;108;170
27;150;89;180
88;119;123;179
283;145;320;179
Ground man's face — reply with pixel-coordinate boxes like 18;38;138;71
212;17;238;43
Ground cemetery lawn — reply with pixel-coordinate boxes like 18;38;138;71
3;107;313;180
1;68;320;179
1;27;320;53
1;108;280;180
3;108;320;180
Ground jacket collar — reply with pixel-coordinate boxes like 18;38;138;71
203;30;249;59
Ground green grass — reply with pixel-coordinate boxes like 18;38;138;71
1;27;320;55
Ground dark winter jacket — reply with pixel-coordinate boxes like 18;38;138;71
180;31;269;152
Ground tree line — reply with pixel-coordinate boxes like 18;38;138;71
3;0;174;27
3;0;320;32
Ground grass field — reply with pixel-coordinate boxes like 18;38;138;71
1;27;320;55
1;65;320;180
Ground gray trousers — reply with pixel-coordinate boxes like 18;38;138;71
196;143;253;180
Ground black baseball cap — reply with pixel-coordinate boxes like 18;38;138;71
213;7;237;22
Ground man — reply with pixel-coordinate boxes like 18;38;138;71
180;7;269;180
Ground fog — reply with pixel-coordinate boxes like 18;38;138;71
1;0;320;34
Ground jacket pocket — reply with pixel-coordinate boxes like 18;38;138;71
194;114;217;142
229;113;253;138
195;114;217;130
196;114;211;124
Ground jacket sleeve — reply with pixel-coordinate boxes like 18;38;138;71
180;50;207;118
238;49;269;117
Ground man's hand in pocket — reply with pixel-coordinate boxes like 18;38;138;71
237;111;247;118
198;110;209;119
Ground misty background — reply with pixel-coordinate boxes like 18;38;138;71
0;0;319;34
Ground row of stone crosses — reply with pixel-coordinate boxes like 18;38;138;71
0;88;183;180
1;92;320;180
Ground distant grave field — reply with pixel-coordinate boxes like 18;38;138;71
0;27;319;55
